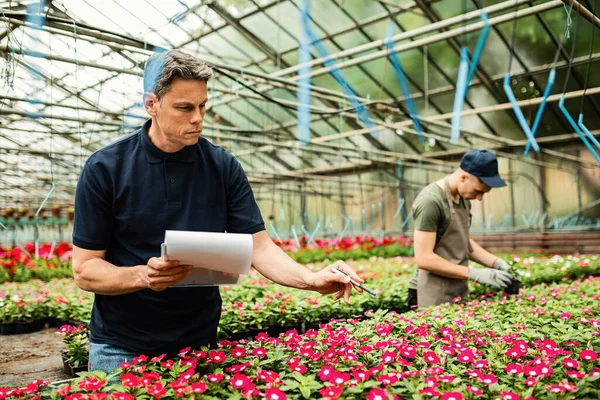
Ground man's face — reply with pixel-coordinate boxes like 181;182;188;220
457;173;491;201
146;78;209;148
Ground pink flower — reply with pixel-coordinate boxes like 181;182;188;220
352;370;371;382
479;374;497;385
505;364;523;374
439;375;456;383
560;312;572;320
566;370;585;379
366;388;388;400
377;374;398;386
265;388;286;400
318;365;336;382
382;351;397;364
320;385;343;399
466;386;483;396
547;384;566;393
499;391;519;400
473;359;488;369
419;388;440;396
440;392;463;400
562;358;579;368
457;350;474;363
423;351;440;364
524;377;538;387
579;350;598;361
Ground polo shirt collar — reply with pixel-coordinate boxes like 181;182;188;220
140;119;195;164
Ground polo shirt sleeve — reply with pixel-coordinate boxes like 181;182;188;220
72;158;113;250
225;155;265;234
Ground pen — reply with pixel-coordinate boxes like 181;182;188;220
332;267;377;297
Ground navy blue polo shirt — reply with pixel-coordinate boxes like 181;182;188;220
73;119;265;356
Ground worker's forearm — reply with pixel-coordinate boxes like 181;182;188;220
252;243;312;290
469;239;496;267
416;253;470;279
73;259;147;295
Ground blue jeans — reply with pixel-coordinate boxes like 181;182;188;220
89;342;140;373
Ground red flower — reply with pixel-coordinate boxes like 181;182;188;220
231;347;247;358
77;377;106;392
230;374;253;390
290;363;307;374
423;351;440;364
185;382;207;394
65;395;86;400
318;365;336;382
265;387;286;400
146;382;166;399
150;354;166;363
120;373;141;387
207;373;224;383
56;384;71;396
87;394;109;400
366;388;388;400
111;394;134;400
579;349;598;361
320;385;343;399
208;350;226;363
439;375;456;383
440;392;463;400
352;370;371;382
132;355;148;364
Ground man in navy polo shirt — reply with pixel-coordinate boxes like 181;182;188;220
72;50;365;373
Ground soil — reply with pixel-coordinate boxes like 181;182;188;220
0;327;72;388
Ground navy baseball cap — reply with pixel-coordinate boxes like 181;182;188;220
460;150;507;188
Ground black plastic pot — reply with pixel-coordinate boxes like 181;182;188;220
61;352;87;377
15;319;44;334
0;322;16;335
504;279;521;295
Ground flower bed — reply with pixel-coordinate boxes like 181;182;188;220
1;276;599;399
1;256;598;338
0;242;73;283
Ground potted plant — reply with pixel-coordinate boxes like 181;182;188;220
504;260;522;295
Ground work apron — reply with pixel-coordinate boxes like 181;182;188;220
417;177;470;308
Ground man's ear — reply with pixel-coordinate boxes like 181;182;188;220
144;92;158;117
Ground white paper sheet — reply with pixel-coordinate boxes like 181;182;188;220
164;230;253;276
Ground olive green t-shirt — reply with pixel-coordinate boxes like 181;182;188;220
408;182;472;290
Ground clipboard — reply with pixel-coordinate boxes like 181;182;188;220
161;242;243;287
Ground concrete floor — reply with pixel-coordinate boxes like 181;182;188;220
0;328;71;388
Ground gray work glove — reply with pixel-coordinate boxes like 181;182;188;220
468;267;513;289
492;258;510;272
493;258;521;282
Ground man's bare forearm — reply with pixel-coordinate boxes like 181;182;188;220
469;239;496;267
73;258;147;295
416;252;470;279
